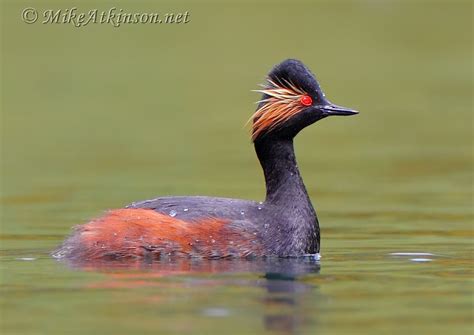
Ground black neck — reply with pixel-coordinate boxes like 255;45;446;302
254;137;320;254
255;138;310;205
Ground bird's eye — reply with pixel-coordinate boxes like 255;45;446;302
299;95;313;106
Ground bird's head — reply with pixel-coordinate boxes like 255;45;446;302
250;59;358;142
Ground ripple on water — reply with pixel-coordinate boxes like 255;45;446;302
201;307;231;318
389;252;439;263
389;252;436;257
303;253;321;261
410;258;433;263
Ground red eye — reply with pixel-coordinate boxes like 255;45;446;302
300;95;313;106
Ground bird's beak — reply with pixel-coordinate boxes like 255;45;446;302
321;104;358;116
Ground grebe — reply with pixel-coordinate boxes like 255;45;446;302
54;59;357;261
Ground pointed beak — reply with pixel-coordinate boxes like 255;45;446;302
321;104;358;116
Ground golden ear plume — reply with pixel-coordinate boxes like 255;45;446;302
249;78;308;141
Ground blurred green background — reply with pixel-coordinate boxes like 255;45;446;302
1;1;472;335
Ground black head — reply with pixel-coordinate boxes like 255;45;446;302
251;59;358;142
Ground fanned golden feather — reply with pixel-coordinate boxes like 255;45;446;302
249;78;309;141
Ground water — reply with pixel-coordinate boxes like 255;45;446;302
1;1;472;335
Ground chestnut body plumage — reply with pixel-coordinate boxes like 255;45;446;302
54;59;357;261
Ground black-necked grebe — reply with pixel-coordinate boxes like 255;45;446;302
54;59;358;261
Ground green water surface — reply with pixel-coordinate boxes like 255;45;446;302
1;1;473;334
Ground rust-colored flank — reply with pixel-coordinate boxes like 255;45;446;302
67;209;261;260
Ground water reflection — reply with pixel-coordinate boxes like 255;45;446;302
61;257;321;334
260;259;321;334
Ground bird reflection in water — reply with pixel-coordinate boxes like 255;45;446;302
64;257;321;334
260;258;321;334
